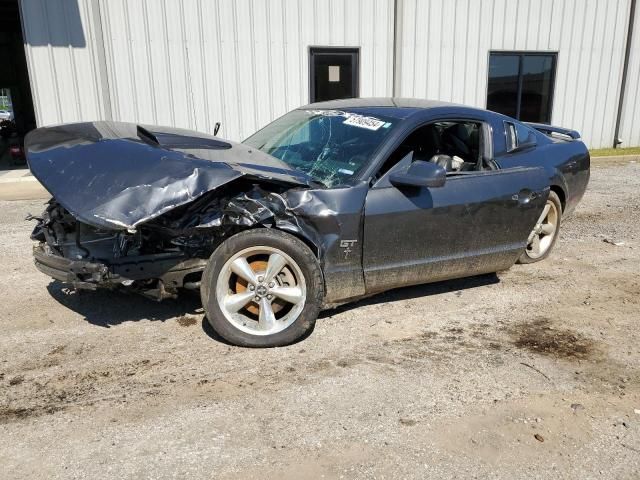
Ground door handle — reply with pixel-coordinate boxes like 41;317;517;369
513;190;540;204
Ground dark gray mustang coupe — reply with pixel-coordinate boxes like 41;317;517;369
26;98;589;347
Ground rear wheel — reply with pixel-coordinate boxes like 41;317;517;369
518;191;562;264
201;229;323;347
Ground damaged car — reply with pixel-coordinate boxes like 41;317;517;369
26;98;590;347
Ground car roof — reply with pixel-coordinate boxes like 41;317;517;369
300;97;489;120
304;97;459;109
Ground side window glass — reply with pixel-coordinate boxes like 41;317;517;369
374;120;489;186
515;123;532;145
505;122;517;151
505;121;535;152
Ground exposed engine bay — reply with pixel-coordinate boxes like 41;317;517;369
31;199;207;300
29;180;315;300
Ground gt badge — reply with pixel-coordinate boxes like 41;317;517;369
340;239;358;258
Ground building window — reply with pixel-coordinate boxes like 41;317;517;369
487;52;556;123
309;47;359;103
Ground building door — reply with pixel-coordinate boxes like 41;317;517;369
0;0;36;169
309;47;359;103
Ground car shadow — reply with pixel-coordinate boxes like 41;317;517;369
319;272;500;318
46;281;202;328
46;273;499;335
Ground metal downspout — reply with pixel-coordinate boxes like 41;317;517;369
613;0;637;148
392;0;402;98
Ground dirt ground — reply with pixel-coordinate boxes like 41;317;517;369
1;160;639;479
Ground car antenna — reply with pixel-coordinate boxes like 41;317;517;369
136;125;160;145
213;122;221;136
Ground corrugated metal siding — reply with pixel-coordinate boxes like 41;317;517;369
397;0;633;148
97;0;394;141
19;0;108;126
19;0;639;148
619;0;640;147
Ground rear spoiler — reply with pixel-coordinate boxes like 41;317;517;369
525;122;581;140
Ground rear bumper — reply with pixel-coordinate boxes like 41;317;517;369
33;244;110;289
564;159;590;216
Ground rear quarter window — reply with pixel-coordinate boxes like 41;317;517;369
505;121;535;152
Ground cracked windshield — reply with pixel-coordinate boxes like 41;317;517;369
243;109;397;187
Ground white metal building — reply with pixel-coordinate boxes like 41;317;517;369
7;0;640;148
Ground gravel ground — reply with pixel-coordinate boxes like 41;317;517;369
1;160;639;479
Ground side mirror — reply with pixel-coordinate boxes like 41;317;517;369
389;160;446;189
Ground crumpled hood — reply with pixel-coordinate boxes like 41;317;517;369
26;121;311;231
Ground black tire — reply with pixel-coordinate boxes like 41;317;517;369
200;229;323;347
518;190;562;264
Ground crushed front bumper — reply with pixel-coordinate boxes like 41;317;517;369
33;243;207;294
33;244;110;290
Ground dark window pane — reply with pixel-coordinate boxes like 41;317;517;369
487;55;519;118
520;55;554;123
311;50;358;103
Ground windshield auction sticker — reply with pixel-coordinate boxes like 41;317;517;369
305;110;388;131
342;115;386;131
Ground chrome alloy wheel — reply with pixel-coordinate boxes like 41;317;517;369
215;246;307;336
525;199;559;259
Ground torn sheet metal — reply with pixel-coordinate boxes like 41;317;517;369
25;121;313;231
145;182;370;302
154;186;329;254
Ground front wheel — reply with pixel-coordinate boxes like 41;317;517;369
518;190;562;264
201;229;323;347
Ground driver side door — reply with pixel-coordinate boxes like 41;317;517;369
362;148;548;294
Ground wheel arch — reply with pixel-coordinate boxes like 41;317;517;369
549;184;566;212
239;225;325;281
269;226;321;259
